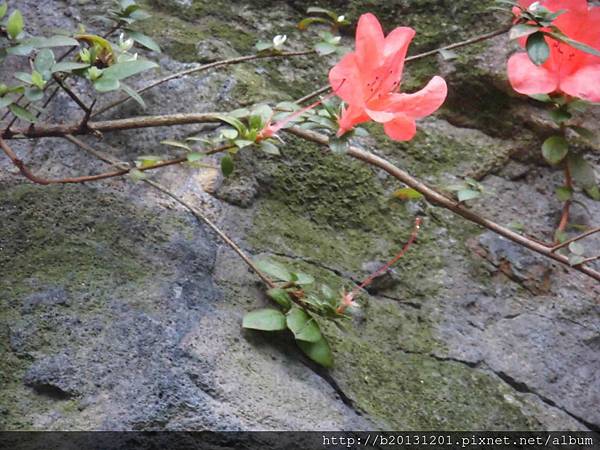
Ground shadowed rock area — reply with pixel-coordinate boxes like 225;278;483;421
1;0;599;431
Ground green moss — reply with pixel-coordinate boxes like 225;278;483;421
0;184;195;430
133;11;210;62
330;334;540;429
247;129;497;304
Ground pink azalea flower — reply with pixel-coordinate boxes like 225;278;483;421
507;0;600;102
329;13;447;141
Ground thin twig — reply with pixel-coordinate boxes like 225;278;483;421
4;112;225;138
53;74;91;115
577;255;600;266
0;133;224;185
65;135;276;289
1;24;121;124
551;226;600;252
92;50;315;117
284;126;600;282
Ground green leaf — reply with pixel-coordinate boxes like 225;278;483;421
328;136;348;154
120;82;146;108
439;49;458;60
266;288;292;310
137;155;162;168
541;136;568;165
314;42;337;56
7;10;24;39
526;32;550;66
255;41;273;52
0;96;13;109
306;6;338;21
26;35;80;48
221;154;234;177
259;141;280;156
234;139;254;149
529;93;553;102
14;72;32;85
568;241;585;256
129;168;147;181
24;87;43;102
549;108;571;124
568;254;585;266
554;229;568;244
509;23;539;40
297;17;331;30
8;104;37;123
457;189;481;202
254;259;292;282
585;185;600;201
7;44;34;56
568;153;596;188
286;308;322;343
242;308;286;331
0;3;7;19
570;125;594;141
292;272;314;286
187;152;204;162
393;187;424;201
30;71;45;89
51;62;90;73
94;77;120;92
101;59;158;80
297;337;333;368
125;30;161;52
216;114;247;135
555;186;572;202
160;140;191;151
220;128;238;140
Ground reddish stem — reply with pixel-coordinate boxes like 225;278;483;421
350;217;422;298
556;164;572;238
337;217;422;314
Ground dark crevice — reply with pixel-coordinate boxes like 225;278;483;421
378;294;422;309
494;370;599;432
306;362;362;416
28;384;73;400
397;347;598;431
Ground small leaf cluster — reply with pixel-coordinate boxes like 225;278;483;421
532;95;599;201
0;1;160;122
446;177;489;203
242;259;354;368
297;7;348;56
553;236;589;267
297;6;350;33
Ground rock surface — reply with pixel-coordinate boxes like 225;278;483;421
1;0;599;432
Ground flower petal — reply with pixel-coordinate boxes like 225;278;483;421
543;0;588;14
377;27;416;93
560;64;600;102
328;52;365;106
383;114;417;141
355;13;385;73
507;52;559;95
367;76;448;119
337;104;370;136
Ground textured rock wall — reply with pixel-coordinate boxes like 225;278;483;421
1;0;599;431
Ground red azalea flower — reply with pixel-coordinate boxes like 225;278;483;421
508;0;600;102
328;13;447;141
